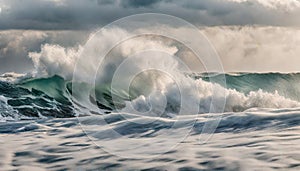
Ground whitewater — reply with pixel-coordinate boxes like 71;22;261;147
0;27;299;170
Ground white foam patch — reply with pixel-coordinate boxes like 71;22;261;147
123;78;300;114
0;95;19;122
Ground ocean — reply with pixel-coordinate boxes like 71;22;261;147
0;73;299;170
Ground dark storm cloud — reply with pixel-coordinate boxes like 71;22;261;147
120;0;162;8
0;0;300;30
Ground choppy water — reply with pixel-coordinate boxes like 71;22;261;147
1;110;299;170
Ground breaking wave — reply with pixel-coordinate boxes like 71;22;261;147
1;73;300;121
1;28;300;121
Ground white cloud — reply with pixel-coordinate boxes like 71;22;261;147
203;26;300;72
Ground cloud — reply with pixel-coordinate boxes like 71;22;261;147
0;30;87;73
0;0;299;30
0;1;299;75
1;26;299;74
203;26;300;72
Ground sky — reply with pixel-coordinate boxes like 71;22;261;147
0;0;300;73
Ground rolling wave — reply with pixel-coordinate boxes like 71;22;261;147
201;72;300;101
1;73;300;121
